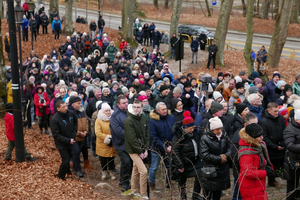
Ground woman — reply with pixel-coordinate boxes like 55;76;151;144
238;123;274;200
101;87;114;108
253;78;264;94
106;41;118;62
191;78;198;91
200;117;231;200
171;98;184;122
232;103;249;134
283;109;300;200
133;18;142;36
276;84;292;106
229;82;246;112
89;19;97;40
135;27;144;45
34;85;50;134
95;103;117;180
142;23;150;46
172;111;202;200
292;73;300;96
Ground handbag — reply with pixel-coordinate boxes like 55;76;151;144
286;150;300;170
201;165;217;179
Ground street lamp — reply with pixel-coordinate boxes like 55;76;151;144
28;0;35;50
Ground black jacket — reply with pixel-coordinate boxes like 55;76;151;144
59;44;67;56
142;25;150;38
200;130;231;191
171;110;184;122
198;34;207;45
208;44;218;55
86;97;100;118
4;37;10;53
92;70;105;80
232;113;243;135
50;110;78;150
170;36;178;47
98;18;105;29
40;14;49;26
258;111;286;160
90;22;97;31
230;127;242;179
30;19;37;31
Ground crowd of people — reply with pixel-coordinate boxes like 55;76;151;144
4;13;300;200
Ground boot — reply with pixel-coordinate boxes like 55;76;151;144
109;170;116;180
101;170;109;180
84;159;93;169
179;186;187;200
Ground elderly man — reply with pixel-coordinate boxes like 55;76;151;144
85;88;102;118
223;78;235;103
248;93;264;121
133;79;143;93
164;86;182;109
149;102;175;190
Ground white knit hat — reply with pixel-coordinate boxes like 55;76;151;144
101;103;111;112
213;91;223;101
293;100;300;110
209;117;223;130
295;109;300;120
234;76;242;83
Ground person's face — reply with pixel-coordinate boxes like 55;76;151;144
212;127;222;135
191;80;197;87
237;87;244;94
180;78;186;83
218;76;223;81
113;84;119;91
240;74;246;80
222;103;228;113
176;101;183;111
103;90;109;97
142;99;149;106
118;98;128;111
184;126;195;134
229;80;235;89
161;89;170;96
57;103;68;113
260;70;265;75
224;76;230;82
185;86;191;93
268;107;279;118
255;135;263;143
280;84;286;91
241;107;250;116
157;104;167;116
286;90;292;97
256;82;262;88
103;109;111;117
253;95;262;106
145;90;151;97
60;89;66;98
214;110;223;117
273;75;279;83
148;79;154;86
165;81;170;86
134;81;139;86
79;93;84;100
95;90;102;99
72;84;77;91
72;101;82;110
132;103;143;115
38;88;42;93
216;97;222;103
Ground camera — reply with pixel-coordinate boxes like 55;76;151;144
40;99;45;103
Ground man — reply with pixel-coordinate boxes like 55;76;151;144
152;28;161;50
22;15;29;41
154;85;170;107
190;36;199;64
124;99;150;199
85;88;102;118
169;33;178;59
248;93;264;121
68;96;91;177
98;15;105;39
164;86;182;109
145;86;155;108
264;73;280;103
133;79;143;93
239;71;251;84
40;11;49;34
110;95;132;192
174;72;183;85
223;78;235;102
50;100;77;180
52;16;62;40
207;40;218;70
152;70;162;83
76;16;82;23
199;31;207;50
75;37;84;59
49;8;58;24
257;45;268;68
258;102;286;187
149;102;175;190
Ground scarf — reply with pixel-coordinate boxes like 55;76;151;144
143;104;151;112
7;37;10;44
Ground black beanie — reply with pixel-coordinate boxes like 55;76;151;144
236;82;244;90
283;84;292;94
183;81;191;88
69;96;81;105
160;85;169;93
245;123;263;138
210;101;224;114
236;103;248;115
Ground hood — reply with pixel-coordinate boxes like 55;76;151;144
231;89;243;99
239;128;260;147
94;49;101;55
127;104;143;117
170;98;180;111
149;109;171;121
97;109;114;121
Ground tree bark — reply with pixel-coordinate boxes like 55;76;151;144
274;0;279;14
169;0;183;51
164;0;169;9
63;0;74;34
0;1;7;110
49;0;59;19
291;0;299;23
241;0;247;17
266;0;293;68
205;0;211;17
122;0;125;29
123;0;135;41
256;0;260;15
261;0;271;19
214;0;234;67
154;0;158;9
244;0;255;74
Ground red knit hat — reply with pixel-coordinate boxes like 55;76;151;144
138;95;148;101
182;111;195;128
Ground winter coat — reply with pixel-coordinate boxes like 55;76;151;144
283;118;300;180
135;31;144;44
50;110;78;150
98;18;105;29
199;34;207;46
34;14;40;24
190;40;199;52
232;112;243;135
292;82;300;96
171;109;184;122
264;80;277;103
258;111;286;160
149;110;175;156
119;41;127;52
200;130;231;191
49;11;58;19
5;113;15;141
229;89;246;113
90;22;97;31
59;44;67;56
22;18;29;30
248;104;264;121
172;121;201;178
95;113;117;157
258;71;269;86
149;24;156;36
153;31;161;44
110;105;127;151
68;105;89;142
124;104;150;154
4;36;10;53
65;49;74;59
30;19;37;31
208;44;218;55
133;22;142;36
75;40;84;54
238;128;270;200
40;14;49;26
52;19;62;31
6;82;13;103
170;36;178;48
34;92;50;116
106;45;118;61
230;127;242;179
142;25;150;39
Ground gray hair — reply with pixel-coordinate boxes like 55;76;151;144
173;86;183;94
93;87;102;93
29;76;35;81
247;93;259;105
242;112;257;124
155;102;166;111
154;69;159;74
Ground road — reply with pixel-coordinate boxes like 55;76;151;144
42;2;300;59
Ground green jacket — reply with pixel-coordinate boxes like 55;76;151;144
106;45;118;61
133;22;142;35
124;104;150;154
292;82;300;96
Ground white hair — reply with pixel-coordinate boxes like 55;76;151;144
155;102;166;111
247;93;259;105
69;91;78;97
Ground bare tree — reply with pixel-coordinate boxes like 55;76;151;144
290;0;299;23
123;0;135;41
169;0;183;51
261;0;271;19
244;0;255;74
241;0;247;17
274;0;279;14
49;0;59;18
164;0;169;9
267;0;293;68
154;0;158;9
214;0;234;67
63;0;74;34
0;0;6;110
205;0;211;17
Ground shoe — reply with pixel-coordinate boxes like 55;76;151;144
101;170;108;180
45;130;50;135
109;170;116;180
93;152;98;157
75;170;85;177
268;181;280;187
122;189;133;195
141;196;149;200
149;182;155;190
4;158;11;162
113;169;119;174
121;184;130;192
133;193;141;198
84;159;93;169
66;171;72;175
26;157;37;162
192;194;204;200
39;130;43;134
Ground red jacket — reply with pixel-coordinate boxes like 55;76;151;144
238;129;270;200
22;3;28;11
5;113;15;141
95;39;103;47
119;41;127;52
34;92;50;116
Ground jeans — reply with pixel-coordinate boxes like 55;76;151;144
5;140;31;160
42;26;47;34
116;150;133;187
152;41;160;50
99;156;115;171
31;106;34;124
170;46;175;59
98;28;103;39
149;152;170;183
58;148;72;180
91;31;96;40
72;141;83;171
207;54;216;69
232;178;242;200
192;51;198;63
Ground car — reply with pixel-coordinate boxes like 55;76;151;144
178;25;214;39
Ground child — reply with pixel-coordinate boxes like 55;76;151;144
4;103;37;162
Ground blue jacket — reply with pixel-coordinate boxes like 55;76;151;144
190;40;199;52
34;14;40;24
251;51;256;61
149;110;175;156
149;24;156;36
110;105;127;151
64;49;74;59
264;80;277;103
161;72;174;83
22;18;29;30
52;19;62;31
248;104;264;121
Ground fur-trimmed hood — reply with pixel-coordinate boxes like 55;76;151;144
239;128;260;147
149;109;171;120
231;89;245;99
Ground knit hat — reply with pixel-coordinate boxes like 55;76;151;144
273;73;281;79
294;109;300;120
236;82;244;89
217;72;223;77
245;123;263;138
223;71;231;77
259;66;266;71
249;86;259;94
213;91;223;101
100;103;111;111
253;78;262;85
251;71;260;79
283;84;292;94
276;80;286;89
234;76;242;83
160;85;169;93
295;73;300;80
239;71;246;76
81;80;88;85
96;100;103;110
69;96;81;105
209;117;223;130
182;111;195;128
183;81;191;88
278;105;288;116
121;87;129;94
138;95;148;101
236;103;248;115
111;75;117;79
163;77;170;83
210;101;224;114
111;81;119;87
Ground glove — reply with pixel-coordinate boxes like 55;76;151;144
103;135;112;144
265;166;274;176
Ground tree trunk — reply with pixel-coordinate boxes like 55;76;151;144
256;0;260;15
122;0;125;29
214;0;234;67
164;0;169;9
205;0;212;17
169;0;183;51
244;0;255;74
0;1;6;110
291;0;299;23
63;0;73;34
266;0;293;68
241;0;247;17
274;0;279;14
261;0;271;19
123;0;135;41
49;0;59;19
154;0;158;9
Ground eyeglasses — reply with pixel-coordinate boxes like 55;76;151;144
133;106;142;109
